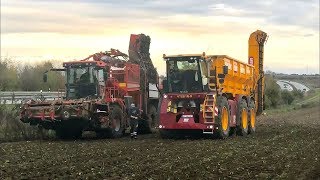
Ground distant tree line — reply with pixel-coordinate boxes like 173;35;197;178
0;58;65;91
264;75;304;108
1;57;305;108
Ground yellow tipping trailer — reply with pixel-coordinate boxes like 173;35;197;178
207;55;255;96
159;30;268;139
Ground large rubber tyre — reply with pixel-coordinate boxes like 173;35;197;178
55;128;68;139
248;101;256;134
138;105;157;134
147;105;157;132
236;99;249;136
55;125;82;139
107;105;124;138
215;96;230;139
96;130;109;139
159;129;175;139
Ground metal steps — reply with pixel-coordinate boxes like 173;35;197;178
203;93;216;123
208;68;217;91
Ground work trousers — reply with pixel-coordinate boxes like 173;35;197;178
130;118;138;137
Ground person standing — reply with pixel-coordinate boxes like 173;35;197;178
128;103;140;139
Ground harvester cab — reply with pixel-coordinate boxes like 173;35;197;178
42;49;130;100
62;61;103;99
163;54;209;93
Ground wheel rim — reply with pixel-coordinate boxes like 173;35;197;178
222;107;228;131
250;109;256;128
241;108;248;129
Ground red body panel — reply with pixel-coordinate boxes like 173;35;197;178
129;34;140;52
159;93;216;130
159;93;244;131
160;113;213;130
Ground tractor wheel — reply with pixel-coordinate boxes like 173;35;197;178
55;128;68;139
215;96;230;139
147;105;157;132
248;101;256;134
138;116;150;134
236;99;249;136
96;130;109;139
138;105;157;134
73;130;83;139
55;126;82;139
107;105;124;138
159;129;175;139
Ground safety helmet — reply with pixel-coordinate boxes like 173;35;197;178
131;103;135;107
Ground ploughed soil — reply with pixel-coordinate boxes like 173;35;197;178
1;106;320;179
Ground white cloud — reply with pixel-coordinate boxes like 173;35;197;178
1;0;319;75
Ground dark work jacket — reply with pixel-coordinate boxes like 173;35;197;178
128;107;140;119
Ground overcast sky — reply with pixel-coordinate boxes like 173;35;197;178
1;0;319;75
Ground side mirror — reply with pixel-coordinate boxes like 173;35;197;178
223;65;228;75
43;72;48;83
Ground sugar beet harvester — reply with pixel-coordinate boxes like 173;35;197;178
159;30;268;138
20;34;159;139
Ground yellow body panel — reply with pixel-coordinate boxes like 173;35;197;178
248;30;267;81
207;55;255;97
205;30;267;112
248;30;268;114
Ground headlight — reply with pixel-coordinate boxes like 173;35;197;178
62;110;70;119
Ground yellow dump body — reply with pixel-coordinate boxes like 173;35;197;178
207;55;255;97
163;30;267;115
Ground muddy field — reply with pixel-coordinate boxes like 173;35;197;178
1;106;319;179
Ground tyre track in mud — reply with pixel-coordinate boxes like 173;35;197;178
1;106;319;179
